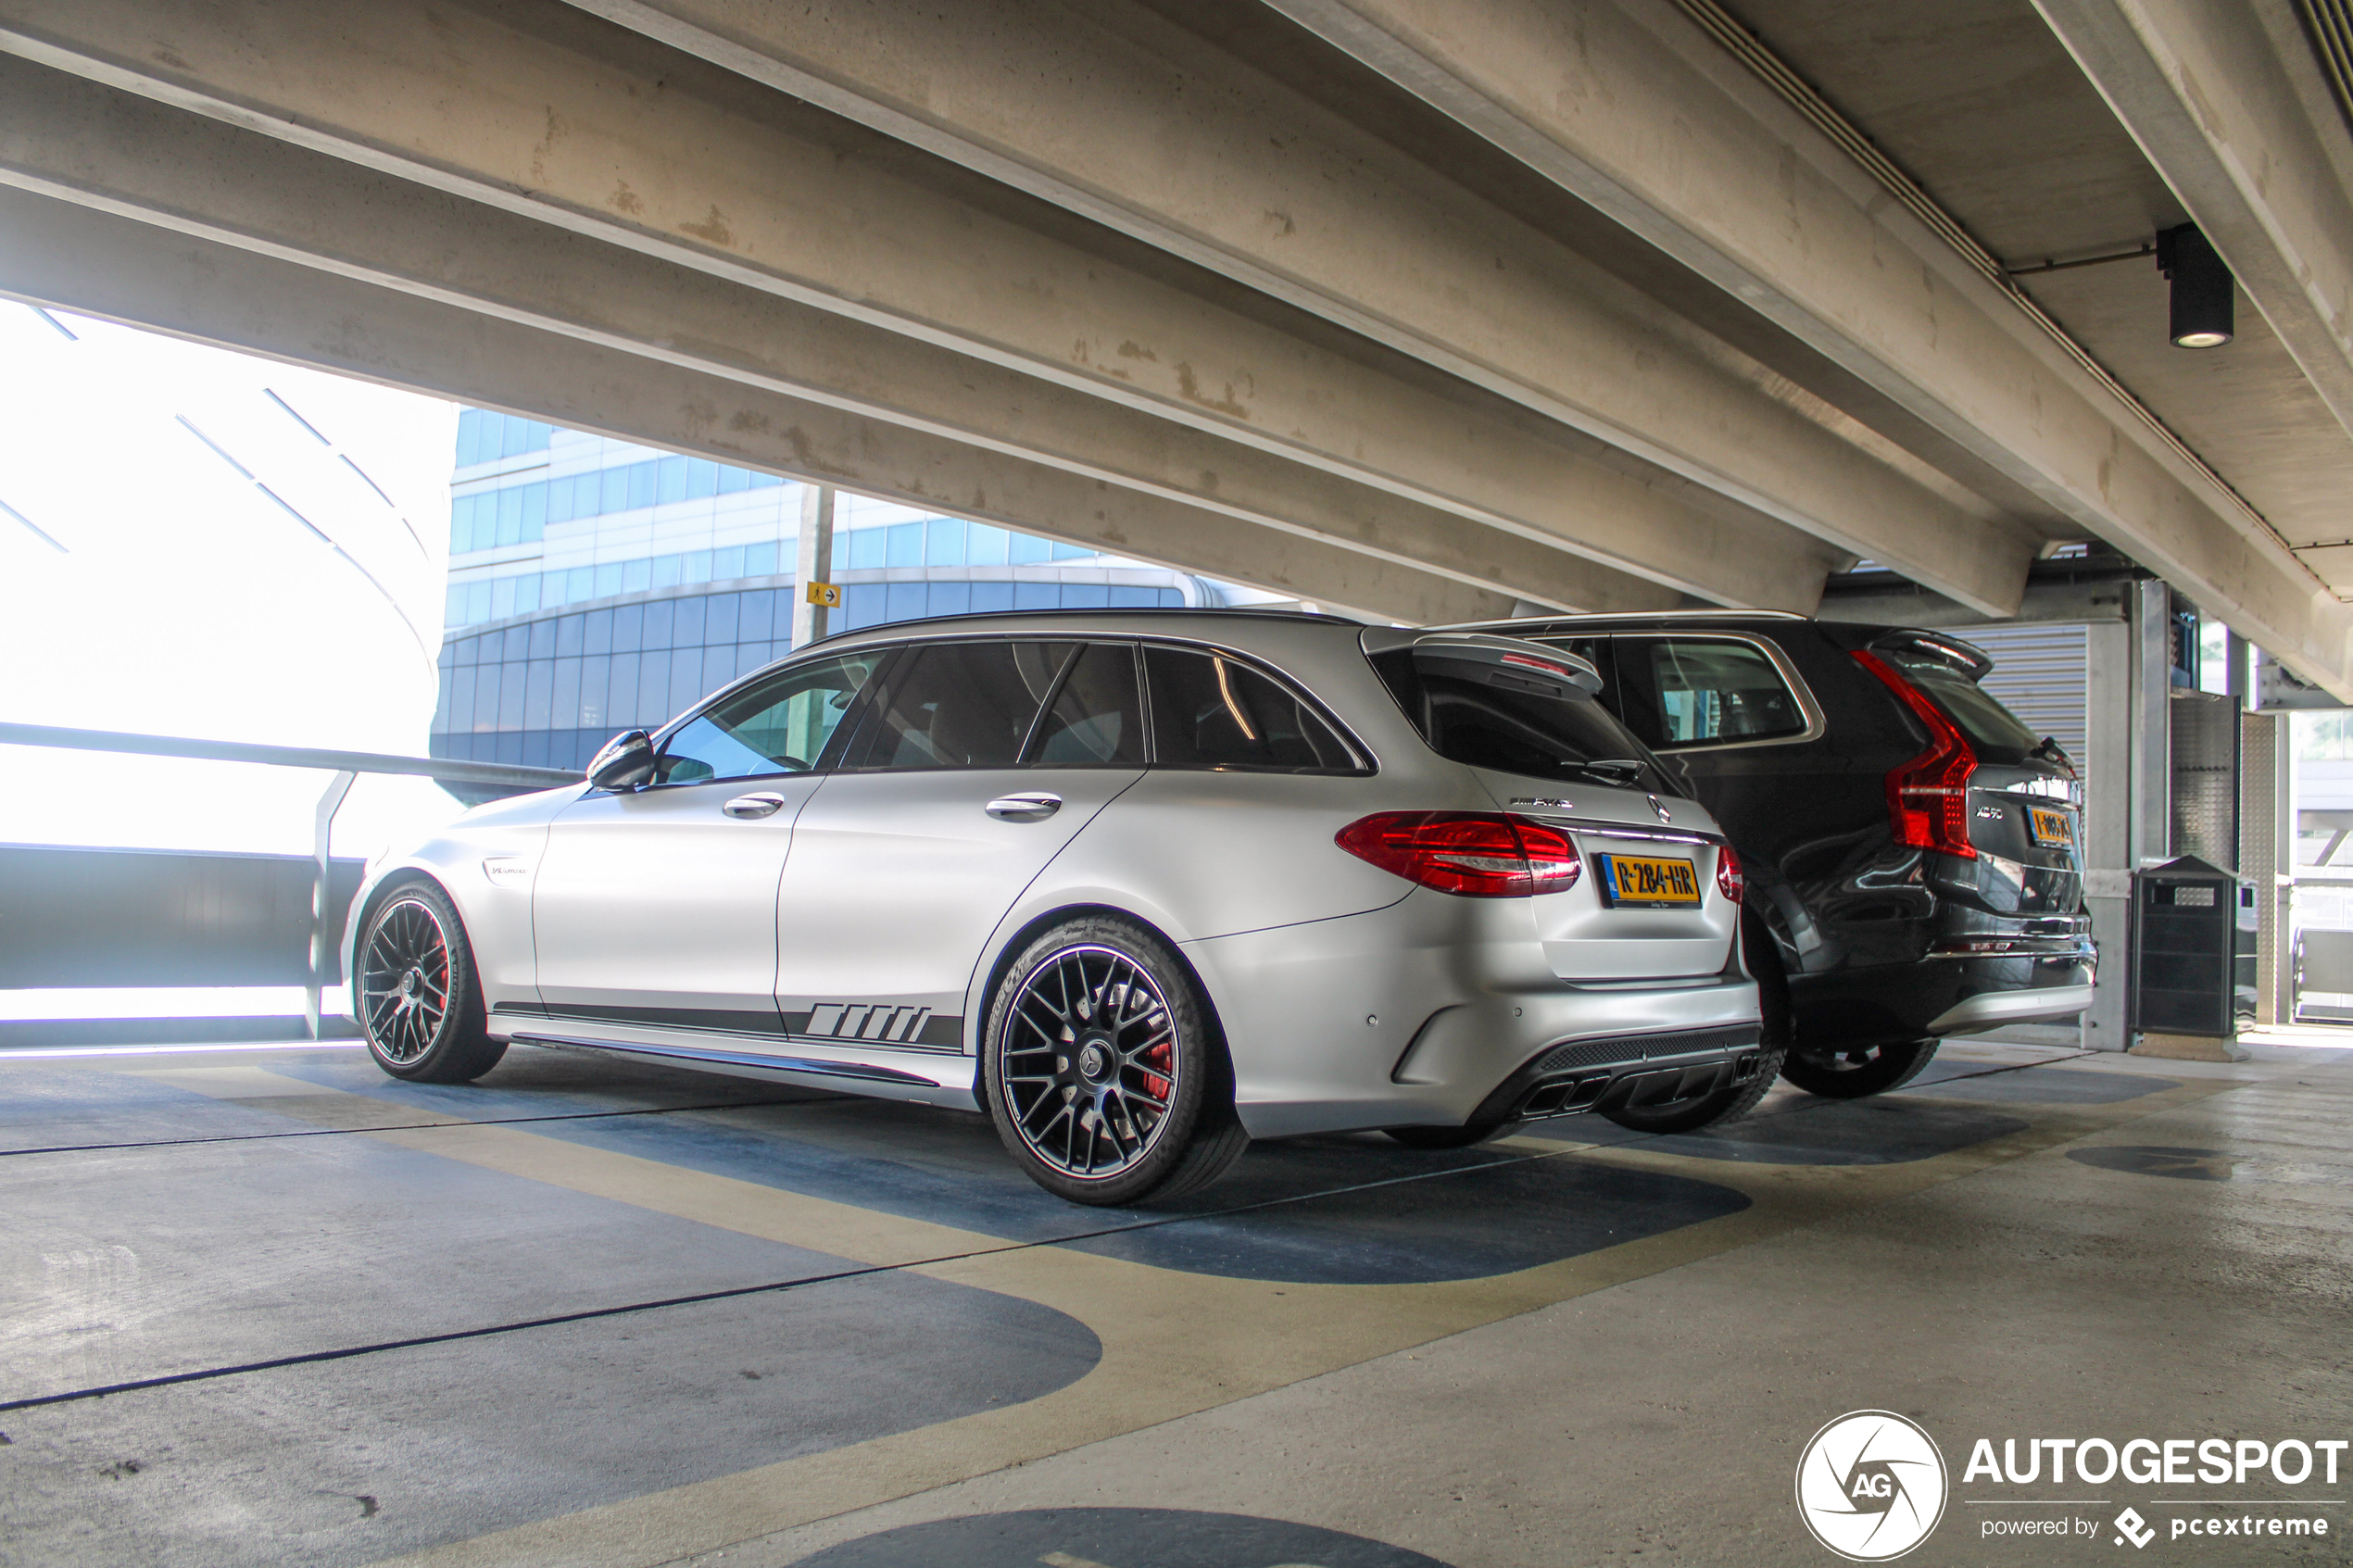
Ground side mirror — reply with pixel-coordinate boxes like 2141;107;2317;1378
586;729;658;792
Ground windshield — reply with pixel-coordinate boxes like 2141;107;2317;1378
1877;649;2049;762
1370;648;1674;794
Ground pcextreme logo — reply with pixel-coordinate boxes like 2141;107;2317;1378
1796;1411;1951;1562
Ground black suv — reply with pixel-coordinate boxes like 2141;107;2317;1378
1453;612;2095;1098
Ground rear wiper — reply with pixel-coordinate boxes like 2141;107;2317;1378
1562;758;1645;786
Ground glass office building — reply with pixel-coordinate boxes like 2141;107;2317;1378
428;412;1235;767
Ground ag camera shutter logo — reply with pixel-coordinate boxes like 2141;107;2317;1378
1795;1411;1949;1561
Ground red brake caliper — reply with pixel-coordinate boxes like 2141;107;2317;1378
1139;1028;1173;1105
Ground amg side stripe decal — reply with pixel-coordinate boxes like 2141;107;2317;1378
508;1001;963;1053
803;1003;930;1044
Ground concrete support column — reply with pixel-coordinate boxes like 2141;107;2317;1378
2080;579;2174;1050
791;483;836;649
2133;580;2176;869
2241;709;2287;1026
2081;616;2134;1052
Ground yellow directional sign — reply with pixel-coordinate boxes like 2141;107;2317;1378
804;581;842;608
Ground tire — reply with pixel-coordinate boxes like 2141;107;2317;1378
983;916;1248;1206
355;880;507;1084
1780;1037;1939;1099
1382;1120;1524;1149
1602;911;1792;1135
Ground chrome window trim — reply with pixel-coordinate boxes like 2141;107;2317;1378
1511;816;1727;848
642;622;1382;777
1597;631;1827;754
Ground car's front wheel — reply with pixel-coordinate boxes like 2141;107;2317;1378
983;916;1247;1206
356;880;507;1084
1779;1037;1939;1098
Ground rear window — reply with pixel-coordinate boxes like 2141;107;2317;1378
1876;649;2044;758
1610;634;1810;749
1370;648;1671;794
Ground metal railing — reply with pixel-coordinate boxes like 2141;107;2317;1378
0;722;580;1039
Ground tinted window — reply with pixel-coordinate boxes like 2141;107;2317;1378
1878;649;2045;757
1145;646;1358;771
844;641;1074;771
659;650;884;784
1371;648;1667;792
1613;636;1808;748
1031;643;1145;765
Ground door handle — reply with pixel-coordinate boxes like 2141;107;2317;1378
985;792;1063;822
722;793;787;819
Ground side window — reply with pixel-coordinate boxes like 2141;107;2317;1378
658;650;885;784
842;641;1074;771
1145;646;1358;772
1614;636;1809;749
1030;643;1145;765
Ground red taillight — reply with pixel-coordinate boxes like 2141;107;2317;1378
1335;811;1582;897
1852;649;1978;859
1716;843;1743;904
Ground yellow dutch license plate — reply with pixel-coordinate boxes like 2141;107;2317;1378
1599;853;1702;908
2029;807;2074;847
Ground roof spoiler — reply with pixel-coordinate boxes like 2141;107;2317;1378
1363;629;1604;696
1869;629;1993;681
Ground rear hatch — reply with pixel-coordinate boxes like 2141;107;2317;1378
1860;631;2085;918
1365;633;1740;979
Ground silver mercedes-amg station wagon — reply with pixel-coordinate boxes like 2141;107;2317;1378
347;611;1765;1204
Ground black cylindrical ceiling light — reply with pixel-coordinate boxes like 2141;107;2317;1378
2157;223;2234;348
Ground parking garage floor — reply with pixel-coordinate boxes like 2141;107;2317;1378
1;1035;2347;1567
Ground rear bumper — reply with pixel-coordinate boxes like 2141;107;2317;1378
1926;983;2095;1034
1187;889;1758;1138
1463;1022;1767;1128
1789;949;2095;1048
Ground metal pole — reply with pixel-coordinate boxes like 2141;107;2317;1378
308;770;357;1040
791;483;837;649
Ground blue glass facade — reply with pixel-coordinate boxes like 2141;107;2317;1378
430;578;1186;768
433;410;1208;768
449;454;786;554
451;408;554;468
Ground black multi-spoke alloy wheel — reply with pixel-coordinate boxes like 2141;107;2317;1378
1601;912;1793;1135
984;917;1247;1206
1779;1036;1938;1098
357;880;506;1084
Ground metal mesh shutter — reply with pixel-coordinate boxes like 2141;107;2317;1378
1957;622;2090;774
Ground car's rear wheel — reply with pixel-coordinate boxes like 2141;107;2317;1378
1780;1037;1939;1098
357;881;507;1084
983;916;1247;1206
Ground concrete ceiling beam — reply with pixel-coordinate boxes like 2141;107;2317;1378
1261;0;2353;696
2034;0;2353;447
0;184;1517;627
0;0;1850;614
0;57;1682;618
560;0;2032;616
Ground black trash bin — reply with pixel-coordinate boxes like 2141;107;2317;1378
2131;856;2239;1040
